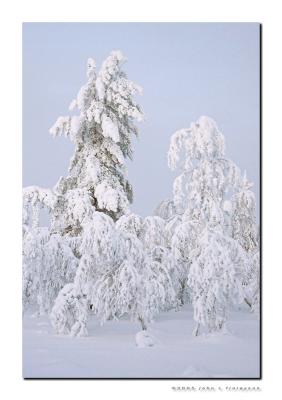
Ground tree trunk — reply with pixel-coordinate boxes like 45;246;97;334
192;323;200;337
138;316;147;331
244;297;252;308
178;281;186;306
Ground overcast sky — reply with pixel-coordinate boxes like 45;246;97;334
23;23;260;219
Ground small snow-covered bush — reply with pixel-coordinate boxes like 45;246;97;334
135;330;155;348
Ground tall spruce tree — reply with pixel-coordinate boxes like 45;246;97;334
49;50;144;235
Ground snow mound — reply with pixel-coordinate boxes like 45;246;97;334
135;330;155;348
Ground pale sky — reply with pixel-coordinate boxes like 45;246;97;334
23;23;260;219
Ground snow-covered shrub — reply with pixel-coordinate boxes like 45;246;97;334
47;214;111;332
188;227;246;335
91;232;156;330
23;228;77;315
23;227;49;312
51;214;174;336
50;212;118;335
92;230;176;331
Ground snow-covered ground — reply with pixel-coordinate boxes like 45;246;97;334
22;305;260;378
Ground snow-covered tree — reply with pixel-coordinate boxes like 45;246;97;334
24;50;143;238
165;117;243;307
188;226;246;336
163;116;260;330
49;50;144;234
51;212;175;338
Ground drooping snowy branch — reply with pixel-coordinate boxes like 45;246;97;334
23;186;56;229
